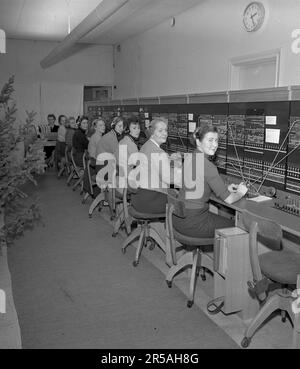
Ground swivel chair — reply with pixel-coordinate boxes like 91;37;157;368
165;193;214;308
88;162;116;220
81;152;98;204
121;189;166;267
112;186;132;237
57;145;70;178
240;210;300;348
67;148;84;193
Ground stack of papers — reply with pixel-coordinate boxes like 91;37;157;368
247;195;272;202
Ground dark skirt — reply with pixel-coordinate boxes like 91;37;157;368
131;188;167;214
73;150;84;168
173;208;234;239
55;141;66;162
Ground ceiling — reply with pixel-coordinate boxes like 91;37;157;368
0;0;203;45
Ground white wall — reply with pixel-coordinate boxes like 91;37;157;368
0;39;113;124
114;0;300;99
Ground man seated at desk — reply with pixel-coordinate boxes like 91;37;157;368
40;114;59;163
173;122;248;238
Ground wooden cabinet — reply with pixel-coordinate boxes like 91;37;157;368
213;227;259;321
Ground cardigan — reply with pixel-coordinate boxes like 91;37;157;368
95;130;119;160
129;139;181;194
115;135;139;178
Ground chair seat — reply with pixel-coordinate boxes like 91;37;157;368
260;249;300;285
173;229;214;247
129;206;165;220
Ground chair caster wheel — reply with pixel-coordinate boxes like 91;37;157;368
121;248;126;254
201;274;206;281
281;316;287;323
89;214;92;218
133;260;139;267
187;300;194;308
241;337;251;348
166;281;172;288
112;233;117;238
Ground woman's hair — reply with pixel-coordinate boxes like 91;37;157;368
92;118;105;128
190;123;218;147
58;114;66;124
78;115;89;128
149;117;168;135
47;113;56;120
111;116;124;129
124;118;140;134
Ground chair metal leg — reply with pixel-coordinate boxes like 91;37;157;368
72;176;83;191
67;169;75;185
82;192;90;204
88;193;105;218
133;225;146;267
124;215;132;235
105;190;115;220
112;208;125;237
166;251;193;286
187;249;200;308
243;294;281;341
122;226;141;254
148;227;166;251
57;165;65;178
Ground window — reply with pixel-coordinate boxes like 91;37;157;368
229;49;281;90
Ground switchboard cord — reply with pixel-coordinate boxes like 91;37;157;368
207;296;225;315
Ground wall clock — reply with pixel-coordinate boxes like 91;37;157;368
243;2;265;32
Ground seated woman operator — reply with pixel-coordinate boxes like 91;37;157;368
95;116;124;175
129;117;182;214
115;119;141;176
114;119;141;197
173;123;248;238
72;116;89;167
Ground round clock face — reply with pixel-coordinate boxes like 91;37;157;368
243;2;265;32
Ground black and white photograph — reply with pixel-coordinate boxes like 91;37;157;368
0;0;300;351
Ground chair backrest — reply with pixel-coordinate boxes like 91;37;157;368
86;156;95;196
70;148;81;176
240;210;283;291
83;150;89;171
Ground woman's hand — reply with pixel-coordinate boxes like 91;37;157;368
237;182;248;196
228;183;238;193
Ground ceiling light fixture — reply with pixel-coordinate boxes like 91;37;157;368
40;0;129;69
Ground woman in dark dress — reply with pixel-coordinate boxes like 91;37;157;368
173;123;248;238
72;116;89;167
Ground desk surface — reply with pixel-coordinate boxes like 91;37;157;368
43;140;56;147
210;195;300;238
